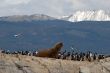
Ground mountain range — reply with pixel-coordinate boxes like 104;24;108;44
0;14;56;22
1;10;110;22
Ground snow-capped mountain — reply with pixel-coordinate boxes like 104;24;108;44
0;14;56;22
61;10;110;22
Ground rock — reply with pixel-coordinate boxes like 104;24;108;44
0;53;110;73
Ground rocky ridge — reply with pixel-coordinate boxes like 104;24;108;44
0;53;110;73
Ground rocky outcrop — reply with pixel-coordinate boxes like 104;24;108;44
0;53;110;73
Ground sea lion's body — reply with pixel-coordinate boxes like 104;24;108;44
36;42;63;58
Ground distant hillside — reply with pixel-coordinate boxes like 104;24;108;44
0;14;56;22
0;19;110;54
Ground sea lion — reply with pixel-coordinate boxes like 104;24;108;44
36;42;63;58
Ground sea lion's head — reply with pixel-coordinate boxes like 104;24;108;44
54;42;63;51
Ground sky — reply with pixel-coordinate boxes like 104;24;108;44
0;0;110;17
